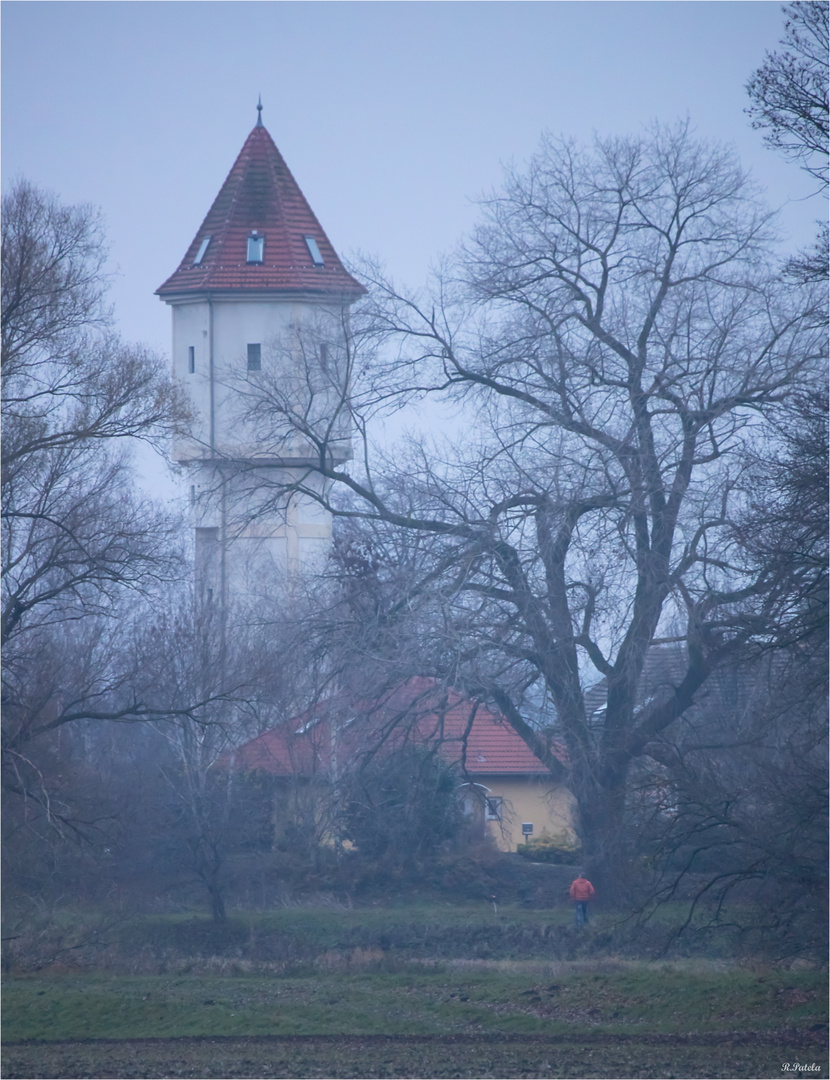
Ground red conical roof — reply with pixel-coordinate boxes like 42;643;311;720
157;119;365;298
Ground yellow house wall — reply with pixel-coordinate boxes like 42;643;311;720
481;776;578;853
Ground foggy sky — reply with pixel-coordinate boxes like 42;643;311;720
2;1;822;493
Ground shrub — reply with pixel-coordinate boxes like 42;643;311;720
338;747;463;865
516;830;581;864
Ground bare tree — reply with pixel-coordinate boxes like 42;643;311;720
2;180;190;643
746;1;829;188
638;647;827;959
2;181;188;470
747;1;829;283
133;582;332;920
2;179;110;377
742;1;827;646
734;389;828;652
1;180;191;818
231;124;822;889
146;594;258;922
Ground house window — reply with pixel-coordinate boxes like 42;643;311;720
190;485;196;505
247;343;261;371
304;235;324;266
188;345;195;374
485;796;503;822
194;236;211;265
247;232;264;263
319;342;328;371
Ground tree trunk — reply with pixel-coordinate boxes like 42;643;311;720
572;759;636;905
208;883;227;923
196;845;228;923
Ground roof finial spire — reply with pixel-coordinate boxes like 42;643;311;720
256;95;263;127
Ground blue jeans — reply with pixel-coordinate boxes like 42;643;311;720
575;902;589;925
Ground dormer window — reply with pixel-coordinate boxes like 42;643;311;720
193;236;211;265
247;231;264;264
304;236;324;266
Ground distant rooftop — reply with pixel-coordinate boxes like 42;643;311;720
224;677;569;779
157;106;365;298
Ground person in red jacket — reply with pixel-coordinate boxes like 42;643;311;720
569;872;595;925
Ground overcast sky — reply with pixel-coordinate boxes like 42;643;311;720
2;1;822;490
4;1;822;342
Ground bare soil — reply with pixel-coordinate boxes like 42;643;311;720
4;1029;827;1080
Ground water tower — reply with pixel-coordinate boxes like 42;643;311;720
157;103;364;606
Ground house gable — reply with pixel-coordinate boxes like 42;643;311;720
224;678;576;853
228;677;567;780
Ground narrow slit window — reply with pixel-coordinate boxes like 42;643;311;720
247;232;264;263
319;342;328;371
304;235;324;266
188;345;195;374
247;343;262;371
194;236;211;265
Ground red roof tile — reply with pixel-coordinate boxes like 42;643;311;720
157;121;365;298
225;679;567;778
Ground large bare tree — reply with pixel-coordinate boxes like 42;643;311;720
231;124;823;882
1;180;192;818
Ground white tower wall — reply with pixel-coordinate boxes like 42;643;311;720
168;295;351;606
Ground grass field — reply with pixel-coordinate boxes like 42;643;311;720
6;899;780;973
2;904;827;1078
3;961;827;1078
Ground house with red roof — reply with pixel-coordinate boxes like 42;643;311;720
226;678;577;853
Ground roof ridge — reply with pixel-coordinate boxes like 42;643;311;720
222;678;568;777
